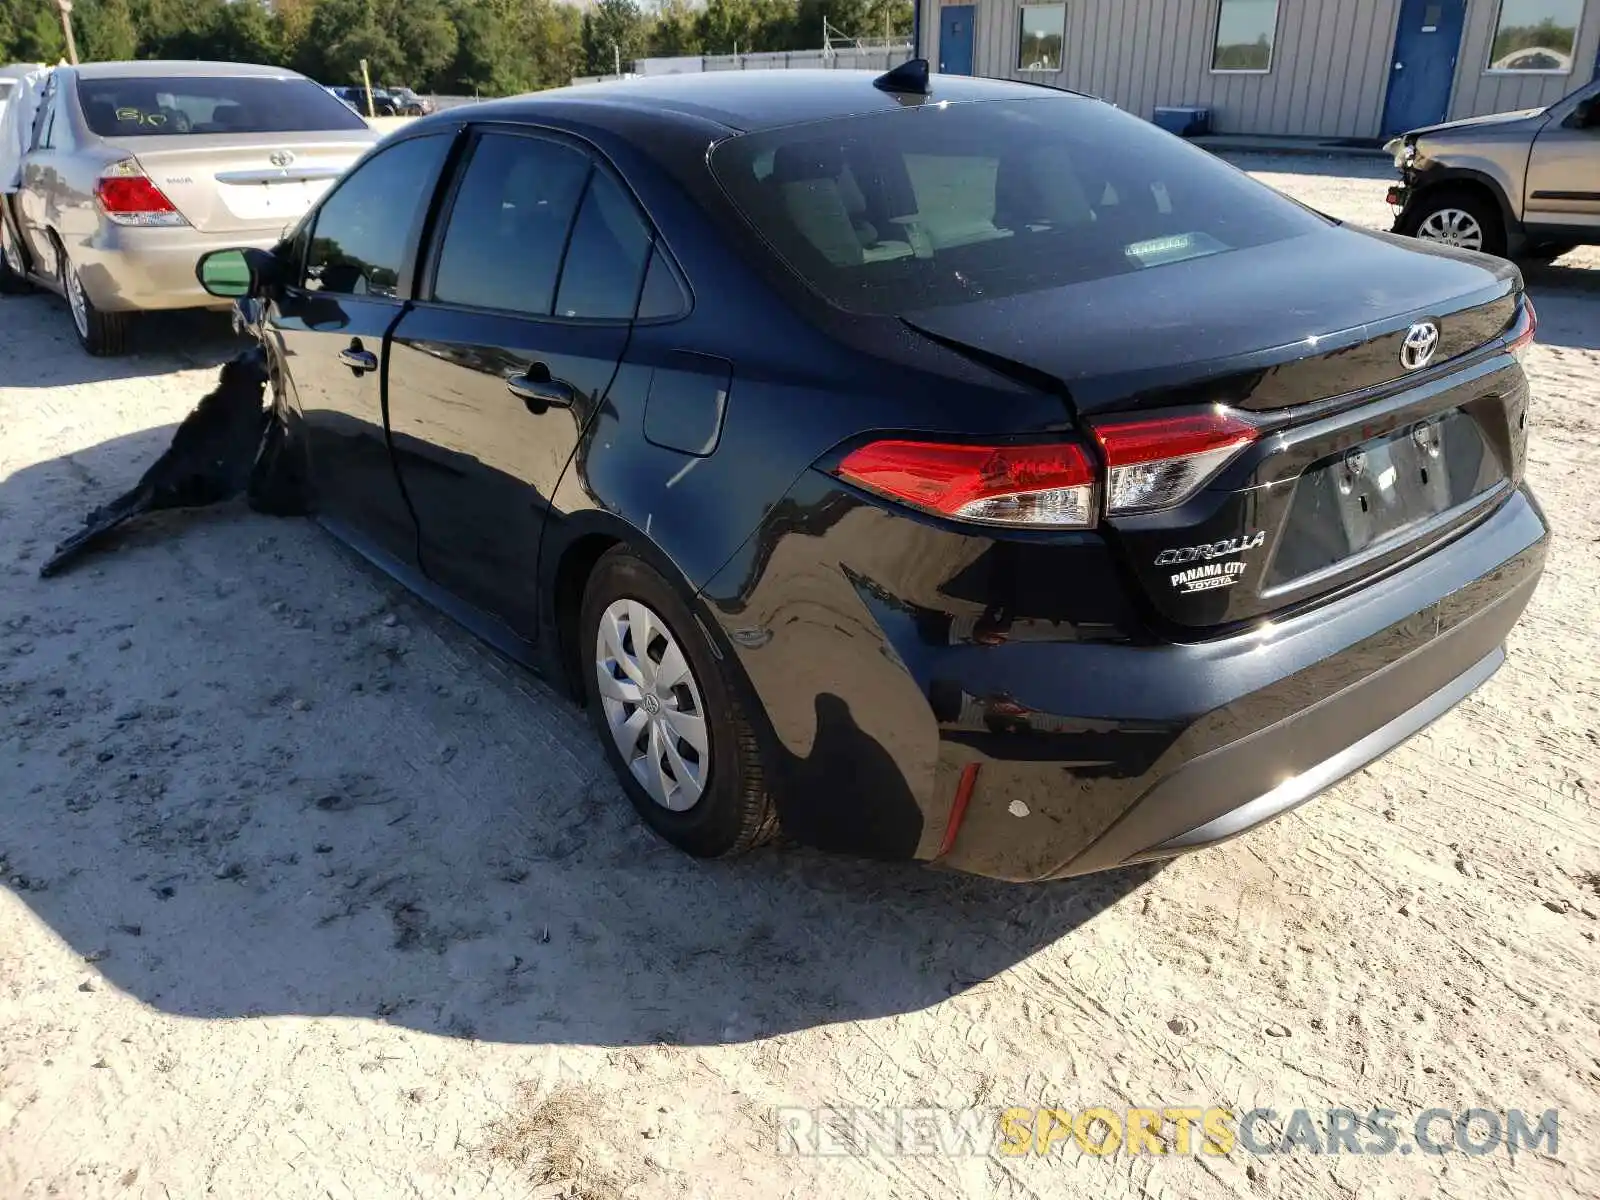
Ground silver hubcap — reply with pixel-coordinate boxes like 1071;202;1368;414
595;598;709;812
63;255;89;338
1416;207;1484;250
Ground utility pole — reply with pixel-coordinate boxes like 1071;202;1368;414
56;0;79;65
613;41;621;77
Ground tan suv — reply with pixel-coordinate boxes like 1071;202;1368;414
1386;76;1599;262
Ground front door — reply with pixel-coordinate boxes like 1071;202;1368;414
939;6;976;76
268;131;456;570
1524;84;1600;235
385;128;654;640
1381;0;1466;137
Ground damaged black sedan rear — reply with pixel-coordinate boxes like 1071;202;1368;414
54;65;1549;881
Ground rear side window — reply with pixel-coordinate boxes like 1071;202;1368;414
432;132;591;316
554;169;654;320
710;96;1330;314
303;134;453;298
77;76;369;137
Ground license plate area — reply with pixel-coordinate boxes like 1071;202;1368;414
1266;408;1504;587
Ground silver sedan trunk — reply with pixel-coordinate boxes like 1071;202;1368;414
8;60;379;354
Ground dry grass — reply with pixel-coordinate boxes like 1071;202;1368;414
482;1082;627;1200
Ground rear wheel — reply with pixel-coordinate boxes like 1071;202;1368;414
57;240;132;356
1400;188;1505;257
0;212;32;294
579;547;776;858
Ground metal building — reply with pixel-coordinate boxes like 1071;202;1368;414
915;0;1600;138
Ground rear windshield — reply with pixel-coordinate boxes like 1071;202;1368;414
77;76;369;137
710;96;1331;314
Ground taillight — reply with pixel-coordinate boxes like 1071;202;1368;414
1507;296;1536;363
1090;408;1259;515
95;160;187;227
834;440;1097;528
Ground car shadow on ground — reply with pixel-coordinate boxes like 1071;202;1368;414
0;427;1164;1048
0;292;246;385
1524;272;1600;351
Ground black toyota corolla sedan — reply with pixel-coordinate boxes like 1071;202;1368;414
195;62;1548;882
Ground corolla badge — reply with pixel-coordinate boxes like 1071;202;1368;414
268;150;296;168
1400;321;1440;370
1154;531;1265;567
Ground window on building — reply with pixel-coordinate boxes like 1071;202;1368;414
1487;0;1584;73
1211;0;1280;72
1017;5;1066;72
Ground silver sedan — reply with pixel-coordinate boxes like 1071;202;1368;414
4;60;379;354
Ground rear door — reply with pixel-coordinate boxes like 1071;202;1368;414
15;70;62;272
267;130;457;569
384;126;657;640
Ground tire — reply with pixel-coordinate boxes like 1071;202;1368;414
0;211;33;294
1399;188;1506;257
579;547;776;858
56;239;132;356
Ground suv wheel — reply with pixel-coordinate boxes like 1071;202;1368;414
57;240;132;356
579;547;777;858
1402;189;1505;256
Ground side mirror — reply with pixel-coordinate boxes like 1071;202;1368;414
195;247;279;298
1570;97;1599;129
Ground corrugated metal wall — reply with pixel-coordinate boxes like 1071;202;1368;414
919;0;1600;138
1451;2;1600;118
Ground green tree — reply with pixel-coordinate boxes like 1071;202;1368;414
581;0;646;75
77;0;139;61
647;0;702;57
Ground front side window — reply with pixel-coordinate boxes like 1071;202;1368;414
1487;0;1584;73
1211;0;1280;72
1017;5;1066;71
303;134;453;297
432;132;591;316
77;75;369;136
711;96;1329;315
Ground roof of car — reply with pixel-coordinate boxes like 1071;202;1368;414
453;68;1092;134
72;60;309;81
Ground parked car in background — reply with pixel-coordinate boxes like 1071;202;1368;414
192;65;1546;882
329;85;399;117
0;61;379;354
385;87;433;116
1386;75;1600;262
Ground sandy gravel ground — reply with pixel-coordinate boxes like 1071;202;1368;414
2;159;1598;1200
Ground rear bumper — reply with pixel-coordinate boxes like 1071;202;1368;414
704;479;1548;882
70;224;284;313
935;488;1548;880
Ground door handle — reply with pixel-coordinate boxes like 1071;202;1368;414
506;367;575;414
338;342;377;373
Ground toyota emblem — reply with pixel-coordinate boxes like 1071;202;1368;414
1400;321;1440;371
268;150;296;168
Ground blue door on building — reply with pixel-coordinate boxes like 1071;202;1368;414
1381;0;1467;136
939;6;975;75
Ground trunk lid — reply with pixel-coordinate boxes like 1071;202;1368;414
903;226;1529;631
118;131;375;235
901;226;1519;415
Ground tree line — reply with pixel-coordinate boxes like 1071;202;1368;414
0;0;913;96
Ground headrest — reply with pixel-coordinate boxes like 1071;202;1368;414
770;141;845;185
